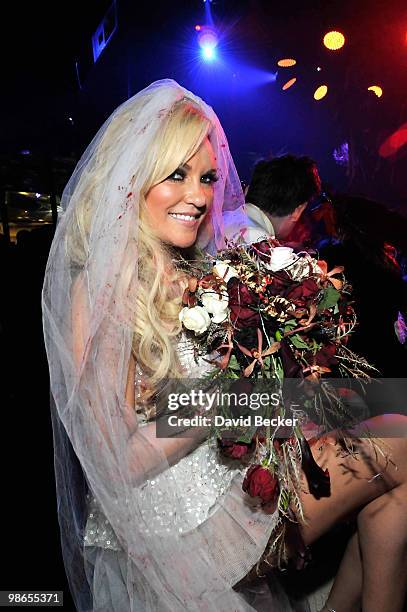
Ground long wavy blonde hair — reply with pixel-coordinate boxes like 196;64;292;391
66;99;212;400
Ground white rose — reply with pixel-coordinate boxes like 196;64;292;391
268;247;298;272
213;261;239;284
200;290;229;323
179;306;211;335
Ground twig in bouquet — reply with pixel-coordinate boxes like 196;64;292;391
173;256;213;277
277;486;292;519
258;312;273;353
335;309;358;341
283;321;318;338
301;380;356;435
336;345;378;379
282;442;305;523
362;436;396;470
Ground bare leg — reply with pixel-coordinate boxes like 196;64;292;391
300;415;407;612
324;531;362;612
357;483;407;612
323;487;407;612
300;416;407;543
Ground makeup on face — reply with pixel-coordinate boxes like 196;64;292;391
145;138;217;248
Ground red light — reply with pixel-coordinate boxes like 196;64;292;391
379;123;407;158
195;25;202;31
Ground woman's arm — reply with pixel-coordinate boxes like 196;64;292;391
72;273;208;486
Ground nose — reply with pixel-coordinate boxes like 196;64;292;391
185;180;207;209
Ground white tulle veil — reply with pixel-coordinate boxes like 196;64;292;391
42;80;291;611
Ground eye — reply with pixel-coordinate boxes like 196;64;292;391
201;171;219;185
166;168;186;182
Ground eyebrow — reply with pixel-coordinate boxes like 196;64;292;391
179;163;217;173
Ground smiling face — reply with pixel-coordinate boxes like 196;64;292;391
144;137;217;248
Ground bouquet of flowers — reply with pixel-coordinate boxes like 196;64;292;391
178;238;375;569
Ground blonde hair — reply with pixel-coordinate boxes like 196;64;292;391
66;99;212;408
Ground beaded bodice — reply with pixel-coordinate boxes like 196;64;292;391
84;332;243;550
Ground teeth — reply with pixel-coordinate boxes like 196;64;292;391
169;213;197;221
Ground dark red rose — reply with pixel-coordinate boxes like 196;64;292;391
308;343;338;368
286;278;320;307
242;464;279;504
267;270;292;297
227;277;260;329
218;438;254;459
317;344;338;367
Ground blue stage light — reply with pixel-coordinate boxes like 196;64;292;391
202;46;216;60
197;26;218;61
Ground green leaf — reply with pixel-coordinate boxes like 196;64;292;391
283;320;296;334
290;334;309;349
317;286;340;311
228;354;240;370
224;369;240;379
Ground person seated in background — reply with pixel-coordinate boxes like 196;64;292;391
244;154;322;242
245;154;407;376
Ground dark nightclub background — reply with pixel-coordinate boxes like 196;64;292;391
1;0;406;609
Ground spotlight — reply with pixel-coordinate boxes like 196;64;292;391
282;77;297;90
202;46;216;60
368;85;383;98
314;85;328;100
197;26;218;61
323;31;345;50
277;58;296;67
195;25;202;31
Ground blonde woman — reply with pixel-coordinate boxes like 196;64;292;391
42;80;407;611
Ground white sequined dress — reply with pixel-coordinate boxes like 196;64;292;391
82;333;303;611
83;332;244;549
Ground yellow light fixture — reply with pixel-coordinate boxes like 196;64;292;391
282;77;297;90
277;58;296;67
368;85;383;98
323;31;345;50
314;85;328;100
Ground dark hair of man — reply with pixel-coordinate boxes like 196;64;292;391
245;155;322;217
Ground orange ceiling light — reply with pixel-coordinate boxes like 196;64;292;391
314;85;328;100
323;31;345;50
282;77;297;90
277;58;297;67
368;85;383;98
